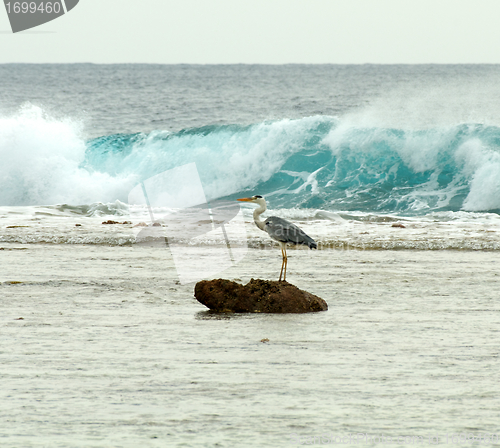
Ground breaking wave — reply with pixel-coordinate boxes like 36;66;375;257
2;105;500;214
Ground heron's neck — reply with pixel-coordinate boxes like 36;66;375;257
253;203;266;231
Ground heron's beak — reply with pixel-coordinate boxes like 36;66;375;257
237;197;253;202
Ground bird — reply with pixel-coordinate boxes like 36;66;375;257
237;195;317;282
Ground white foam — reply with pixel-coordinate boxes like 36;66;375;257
194;117;329;200
0;105;137;206
2;205;500;250
456;139;500;211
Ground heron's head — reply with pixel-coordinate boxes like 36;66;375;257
237;195;266;207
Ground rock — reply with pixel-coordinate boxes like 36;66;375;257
391;223;406;228
194;278;328;313
102;220;132;225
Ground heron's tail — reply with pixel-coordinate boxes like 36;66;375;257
309;241;317;250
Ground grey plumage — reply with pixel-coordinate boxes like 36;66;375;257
264;216;317;249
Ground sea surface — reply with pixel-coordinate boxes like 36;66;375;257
2;64;500;447
2;65;500;245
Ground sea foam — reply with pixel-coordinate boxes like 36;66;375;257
0;105;136;206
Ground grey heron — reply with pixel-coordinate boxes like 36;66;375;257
237;195;317;282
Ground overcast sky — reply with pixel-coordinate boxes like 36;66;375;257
1;0;499;64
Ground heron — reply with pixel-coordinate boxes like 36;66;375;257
237;195;317;282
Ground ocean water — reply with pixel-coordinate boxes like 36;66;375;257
2;64;500;447
2;65;500;249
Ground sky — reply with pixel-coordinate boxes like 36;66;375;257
1;0;500;64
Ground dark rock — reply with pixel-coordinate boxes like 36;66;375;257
102;220;132;225
391;223;406;228
194;278;328;313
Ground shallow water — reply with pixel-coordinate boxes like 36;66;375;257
3;204;500;254
2;244;500;447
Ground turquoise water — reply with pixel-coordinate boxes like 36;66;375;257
83;120;500;213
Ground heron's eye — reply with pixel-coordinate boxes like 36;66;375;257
254;195;262;199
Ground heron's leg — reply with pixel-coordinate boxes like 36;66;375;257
279;247;285;281
283;246;288;282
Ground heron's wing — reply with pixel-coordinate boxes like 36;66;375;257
264;216;317;248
